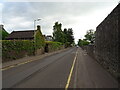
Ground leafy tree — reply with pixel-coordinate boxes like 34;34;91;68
67;28;74;44
53;22;74;46
84;29;95;44
63;28;74;46
78;29;95;46
53;22;65;43
63;28;68;43
78;39;89;46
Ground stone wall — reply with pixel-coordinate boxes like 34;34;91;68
95;3;120;78
82;45;95;59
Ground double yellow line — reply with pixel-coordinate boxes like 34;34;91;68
65;49;78;89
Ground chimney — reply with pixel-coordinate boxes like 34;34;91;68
37;25;41;31
0;25;4;30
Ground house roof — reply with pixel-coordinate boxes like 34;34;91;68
6;30;36;39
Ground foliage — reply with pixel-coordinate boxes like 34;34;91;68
35;29;45;49
53;22;65;43
78;39;89;46
63;28;74;45
84;29;95;43
45;41;63;52
53;22;74;46
2;28;45;62
2;40;35;62
64;42;71;48
0;29;9;40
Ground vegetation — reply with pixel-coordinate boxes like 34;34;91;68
53;22;64;43
53;22;74;47
2;27;45;62
35;28;45;49
45;41;63;52
2;40;35;62
78;39;89;46
63;28;74;46
0;29;9;40
78;29;95;46
84;29;95;44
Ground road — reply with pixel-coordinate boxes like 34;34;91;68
2;47;118;88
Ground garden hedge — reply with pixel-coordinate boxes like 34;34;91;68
2;40;64;62
2;40;35;62
45;41;64;52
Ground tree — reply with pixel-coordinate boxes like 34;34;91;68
63;28;74;46
63;28;68;43
78;39;89;46
67;28;74;44
53;22;65;43
53;22;75;46
84;29;95;44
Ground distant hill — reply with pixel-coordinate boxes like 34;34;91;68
0;25;9;40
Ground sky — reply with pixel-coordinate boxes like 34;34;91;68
0;0;119;43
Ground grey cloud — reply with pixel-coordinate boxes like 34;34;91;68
2;2;118;42
3;2;114;19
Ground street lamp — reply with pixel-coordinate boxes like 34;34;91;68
34;18;41;31
34;18;41;55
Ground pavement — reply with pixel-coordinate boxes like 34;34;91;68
2;47;118;88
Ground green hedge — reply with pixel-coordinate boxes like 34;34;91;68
2;40;63;62
2;40;35;62
45;41;64;52
2;39;45;62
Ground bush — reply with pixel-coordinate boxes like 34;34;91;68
78;39;89;46
35;30;45;49
2;40;35;62
2;40;63;62
0;29;9;40
45;41;63;52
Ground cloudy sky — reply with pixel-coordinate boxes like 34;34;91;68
0;0;119;43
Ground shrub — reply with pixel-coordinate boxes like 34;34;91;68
35;30;45;49
0;29;9;40
45;41;63;52
78;39;89;46
2;40;35;62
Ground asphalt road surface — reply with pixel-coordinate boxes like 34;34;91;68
2;47;118;88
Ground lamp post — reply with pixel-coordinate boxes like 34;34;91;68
34;18;41;34
34;18;41;55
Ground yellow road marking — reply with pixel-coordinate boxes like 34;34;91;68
1;59;35;71
1;65;15;71
65;50;78;89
